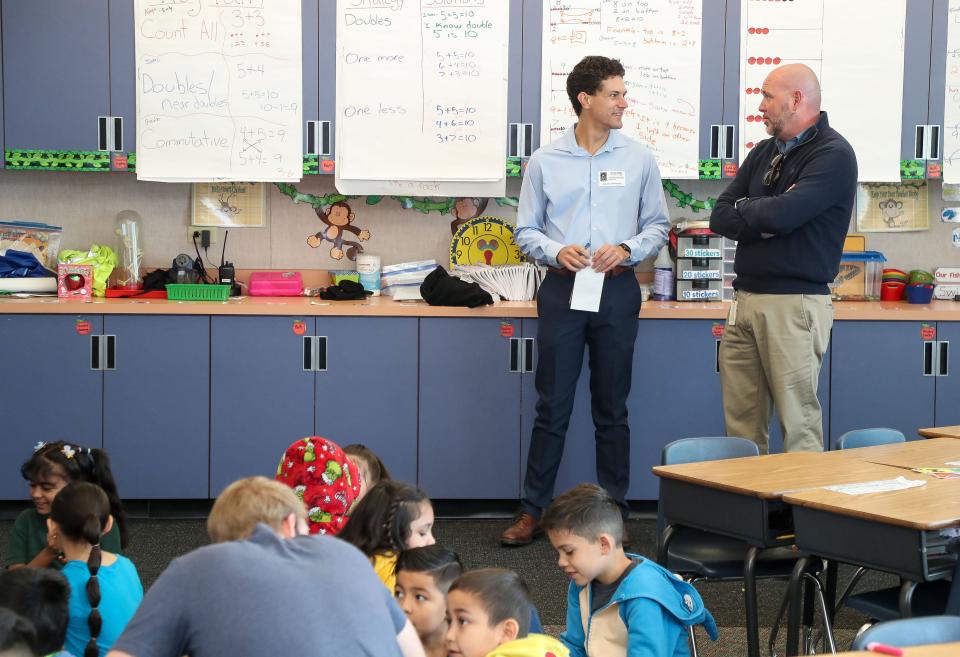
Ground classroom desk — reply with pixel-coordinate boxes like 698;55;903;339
832;644;960;657
783;479;960;656
919;426;960;440
853;437;960;469
653;453;907;657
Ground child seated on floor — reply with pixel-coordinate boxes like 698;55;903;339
445;568;569;657
339;480;436;591
541;483;717;657
48;482;143;657
274;436;361;536
395;546;463;657
0;568;73;657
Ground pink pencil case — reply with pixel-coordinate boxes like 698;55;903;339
248;271;303;296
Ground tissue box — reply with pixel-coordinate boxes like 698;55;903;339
57;263;93;300
248;271;303;296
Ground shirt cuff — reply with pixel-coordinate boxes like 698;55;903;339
542;241;564;268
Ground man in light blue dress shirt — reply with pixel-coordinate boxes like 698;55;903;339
501;56;670;546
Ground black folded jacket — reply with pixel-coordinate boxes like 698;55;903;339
420;266;493;308
320;280;371;301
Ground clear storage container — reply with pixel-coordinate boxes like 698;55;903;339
831;251;886;301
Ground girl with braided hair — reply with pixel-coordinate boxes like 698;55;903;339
48;483;142;657
339;480;436;591
6;441;128;570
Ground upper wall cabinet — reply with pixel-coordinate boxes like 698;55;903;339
109;0;136;154
2;0;111;152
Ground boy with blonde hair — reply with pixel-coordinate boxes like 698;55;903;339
445;569;568;657
541;484;717;657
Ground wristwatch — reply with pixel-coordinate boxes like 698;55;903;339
618;243;631;257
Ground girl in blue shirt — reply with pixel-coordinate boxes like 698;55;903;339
48;482;143;657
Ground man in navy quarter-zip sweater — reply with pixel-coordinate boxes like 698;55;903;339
710;63;857;455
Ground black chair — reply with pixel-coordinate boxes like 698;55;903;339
657;437;829;657
851;615;960;649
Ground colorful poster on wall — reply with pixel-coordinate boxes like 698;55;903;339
191;183;267;227
855;182;929;232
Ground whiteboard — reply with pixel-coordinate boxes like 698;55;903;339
944;1;960;183
134;0;302;182
334;0;509;191
739;0;905;182
539;0;703;179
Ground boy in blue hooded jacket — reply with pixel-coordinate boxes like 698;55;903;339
542;483;717;657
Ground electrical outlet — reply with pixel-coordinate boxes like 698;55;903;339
187;226;217;245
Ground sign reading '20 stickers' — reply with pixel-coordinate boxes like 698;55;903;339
450;216;524;267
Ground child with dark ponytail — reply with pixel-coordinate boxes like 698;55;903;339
48;482;142;657
5;441;128;570
339;480;436;591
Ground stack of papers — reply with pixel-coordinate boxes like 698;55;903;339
382;260;437;301
453;264;545;301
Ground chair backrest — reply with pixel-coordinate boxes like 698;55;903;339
851;615;960;649
661;436;760;466
835;428;906;451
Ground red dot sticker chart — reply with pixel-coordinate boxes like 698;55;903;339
334;0;509;196
943;1;960;184
738;0;905;182
134;0;303;182
539;0;703;179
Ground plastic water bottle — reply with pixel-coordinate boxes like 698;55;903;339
357;254;381;296
652;246;675;301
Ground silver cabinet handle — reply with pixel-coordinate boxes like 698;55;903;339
939;341;949;377
924;340;937;377
91;335;101;370
302;336;313;371
509;337;520;373
522;338;535;373
315;336;327;372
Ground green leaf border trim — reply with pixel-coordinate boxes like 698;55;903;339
5;150;110;171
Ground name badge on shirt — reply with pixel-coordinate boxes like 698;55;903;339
598;170;625;187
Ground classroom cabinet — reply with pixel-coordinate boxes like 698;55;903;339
109;0;136;154
1;1;111;152
210;316;417;496
0;314;104;500
302;0;320;158
418;318;523;499
102;316;209;499
830;321;937;444
628;320;726;499
934;321;960;427
0;314;208;501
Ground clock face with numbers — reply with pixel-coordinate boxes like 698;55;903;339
450;216;524;267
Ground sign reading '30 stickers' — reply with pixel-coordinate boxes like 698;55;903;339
449;216;525;268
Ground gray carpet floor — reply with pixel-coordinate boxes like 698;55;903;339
1;516;889;654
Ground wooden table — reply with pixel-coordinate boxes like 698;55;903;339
653;452;908;657
919;425;960;439
846;437;960;469
833;643;960;656
783;479;960;655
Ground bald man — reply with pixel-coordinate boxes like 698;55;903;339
709;64;857;454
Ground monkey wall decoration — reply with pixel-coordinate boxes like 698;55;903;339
306;200;371;261
450;197;489;235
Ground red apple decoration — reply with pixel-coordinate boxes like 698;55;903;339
65;274;85;291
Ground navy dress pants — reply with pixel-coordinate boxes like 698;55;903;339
521;270;642;519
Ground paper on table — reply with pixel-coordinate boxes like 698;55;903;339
823;476;926;495
570;268;604;312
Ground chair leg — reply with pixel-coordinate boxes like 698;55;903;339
833;566;867;611
767;586;791;657
688;625;699;657
657;524;675;567
801;573;837;655
744;546;761;657
898;580;917;618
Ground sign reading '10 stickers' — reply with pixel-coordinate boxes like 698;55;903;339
539;0;704;180
335;0;509;196
134;0;303;182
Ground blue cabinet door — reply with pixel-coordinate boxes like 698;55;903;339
2;0;110;151
210;317;315;496
103;316;209;499
302;0;319;156
901;0;935;162
315;318;418;484
700;0;727;161
318;0;335;164
508;0;523;157
109;0;135;154
0;315;103;500
830;321;936;444
519;319;596;499
722;0;741;161
419;318;522;498
935;322;960;427
928;0;947;165
629;320;726;499
520;0;543;156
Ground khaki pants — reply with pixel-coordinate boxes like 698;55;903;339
718;291;833;454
